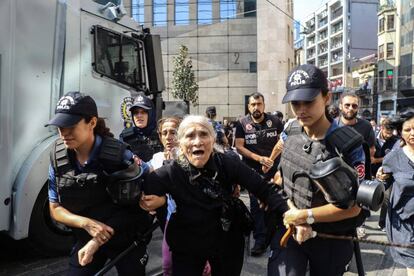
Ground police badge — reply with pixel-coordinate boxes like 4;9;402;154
120;96;134;128
266;120;272;128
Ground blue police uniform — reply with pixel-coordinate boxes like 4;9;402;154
49;135;151;276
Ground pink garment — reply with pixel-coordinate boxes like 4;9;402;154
162;221;211;276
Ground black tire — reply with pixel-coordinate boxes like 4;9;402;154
28;184;74;256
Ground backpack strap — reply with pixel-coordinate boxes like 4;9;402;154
50;138;72;176
98;137;130;174
326;126;363;155
120;127;135;143
284;120;302;136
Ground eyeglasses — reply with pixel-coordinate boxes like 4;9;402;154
343;103;359;109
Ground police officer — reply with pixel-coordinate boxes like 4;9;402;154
235;92;283;256
206;106;228;148
269;65;367;276
120;92;162;162
45;91;152;276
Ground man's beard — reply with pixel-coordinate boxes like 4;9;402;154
341;110;357;120
251;110;263;119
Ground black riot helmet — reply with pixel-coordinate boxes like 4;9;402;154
105;162;145;206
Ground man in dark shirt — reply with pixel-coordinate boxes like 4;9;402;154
372;118;398;230
235;92;283;256
337;92;376;238
337;92;376;179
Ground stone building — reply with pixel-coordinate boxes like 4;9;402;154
124;0;294;120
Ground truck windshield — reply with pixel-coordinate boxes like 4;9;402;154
93;25;147;91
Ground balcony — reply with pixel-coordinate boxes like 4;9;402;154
331;54;343;64
331;7;343;21
378;4;395;13
319;57;328;67
331;41;343;50
356;88;371;97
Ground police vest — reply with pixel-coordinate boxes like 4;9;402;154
51;137;129;214
280;121;367;234
239;115;279;156
121;127;162;162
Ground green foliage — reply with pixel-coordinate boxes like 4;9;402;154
171;45;199;106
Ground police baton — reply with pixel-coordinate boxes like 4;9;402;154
94;220;159;276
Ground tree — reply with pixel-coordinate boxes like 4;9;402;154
171;45;199;106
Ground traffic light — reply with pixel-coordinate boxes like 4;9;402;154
387;69;394;79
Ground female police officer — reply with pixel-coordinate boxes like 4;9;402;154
140;115;290;276
269;64;367;276
120;92;162;162
45;91;151;276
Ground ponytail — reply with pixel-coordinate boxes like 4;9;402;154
84;116;114;137
94;118;114;137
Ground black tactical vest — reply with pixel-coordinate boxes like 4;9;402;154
51;137;128;214
121;127;162;162
280;121;367;234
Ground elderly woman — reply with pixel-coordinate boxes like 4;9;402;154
378;108;414;276
140;115;290;275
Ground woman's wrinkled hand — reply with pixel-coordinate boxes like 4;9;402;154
139;193;166;212
293;224;316;244
83;219;114;244
283;200;306;226
262;165;271;174
376;167;391;182
78;238;100;266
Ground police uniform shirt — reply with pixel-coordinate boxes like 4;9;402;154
48;135;150;203
235;113;283;173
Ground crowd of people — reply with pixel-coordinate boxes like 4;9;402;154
45;63;413;276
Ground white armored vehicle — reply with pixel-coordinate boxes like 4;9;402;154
0;0;164;256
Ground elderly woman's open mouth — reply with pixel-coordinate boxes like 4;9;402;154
192;149;205;157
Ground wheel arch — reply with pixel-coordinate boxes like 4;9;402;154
8;135;58;240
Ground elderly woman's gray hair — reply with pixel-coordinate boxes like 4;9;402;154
177;115;216;142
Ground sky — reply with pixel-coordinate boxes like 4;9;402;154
294;0;326;23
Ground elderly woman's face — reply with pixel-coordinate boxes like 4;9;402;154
402;117;414;147
180;123;214;168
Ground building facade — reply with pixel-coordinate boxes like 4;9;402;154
396;0;414;111
377;0;399;119
125;0;294;120
303;0;378;103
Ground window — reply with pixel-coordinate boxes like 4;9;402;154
244;0;256;17
175;0;189;25
379;17;385;32
131;0;144;24
387;42;394;58
93;25;146;90
387;15;395;30
220;0;237;21
386;69;394;90
378;70;384;91
249;61;257;73
153;0;167;26
198;0;212;24
380;100;394;111
379;44;384;59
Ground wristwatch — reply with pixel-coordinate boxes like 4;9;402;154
306;209;315;225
